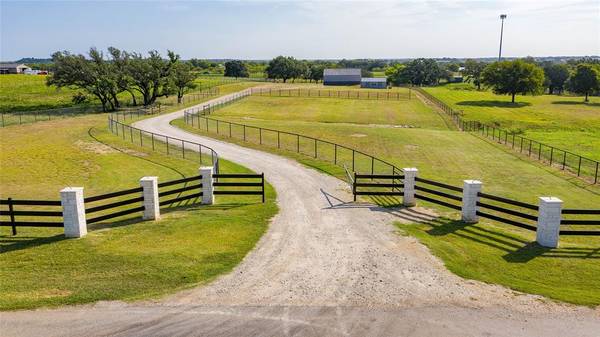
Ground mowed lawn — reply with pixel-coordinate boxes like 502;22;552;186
214;95;448;129
423;84;600;160
173;94;600;305
0;115;277;310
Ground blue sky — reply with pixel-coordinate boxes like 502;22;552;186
1;0;598;61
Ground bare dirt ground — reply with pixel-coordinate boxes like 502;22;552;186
2;89;598;337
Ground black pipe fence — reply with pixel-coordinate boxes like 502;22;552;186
0;198;63;235
415;87;599;184
107;114;220;172
183;113;402;178
249;87;411;101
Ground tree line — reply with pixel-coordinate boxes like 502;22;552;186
48;48;198;112
385;57;600;102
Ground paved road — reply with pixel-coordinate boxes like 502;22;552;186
2;90;599;337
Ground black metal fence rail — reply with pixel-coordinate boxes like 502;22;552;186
414;177;463;211
560;208;600;236
84;186;145;224
107;115;220;172
249;87;411;101
213;173;265;203
476;192;538;231
182;114;402;178
0;105;105;127
414;87;599;184
158;175;204;207
352;173;404;202
0;198;63;235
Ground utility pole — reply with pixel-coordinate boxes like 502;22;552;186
498;14;507;61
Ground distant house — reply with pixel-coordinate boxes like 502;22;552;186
323;68;361;85
0;63;32;74
447;72;463;83
361;77;387;89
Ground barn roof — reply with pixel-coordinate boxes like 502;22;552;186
0;63;28;68
323;68;361;76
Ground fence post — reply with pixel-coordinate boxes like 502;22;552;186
60;187;87;238
200;166;214;205
536;197;562;248
461;180;482;223
140;177;160;220
402;168;418;207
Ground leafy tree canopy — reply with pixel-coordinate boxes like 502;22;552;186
481;59;545;103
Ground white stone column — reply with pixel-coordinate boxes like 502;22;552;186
461;180;482;223
536;197;562;248
402;168;418;207
140;176;160;220
200;166;214;205
60;187;87;238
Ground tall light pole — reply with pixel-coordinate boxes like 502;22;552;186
498;14;507;61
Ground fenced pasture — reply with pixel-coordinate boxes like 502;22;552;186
417;87;600;184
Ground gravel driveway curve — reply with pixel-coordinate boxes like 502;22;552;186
2;89;599;337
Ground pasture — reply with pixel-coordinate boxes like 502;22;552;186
173;92;600;305
423;83;600;160
0;115;277;310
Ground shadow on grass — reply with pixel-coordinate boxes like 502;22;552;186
415;217;600;262
457;100;531;108
552;101;600;107
1;199;255;254
0;234;65;254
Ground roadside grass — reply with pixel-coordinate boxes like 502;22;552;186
423;83;600;160
172;95;600;306
395;219;600;306
0;115;277;310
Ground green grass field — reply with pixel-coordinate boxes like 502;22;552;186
217;95;447;129
173;93;600;306
0;74;253;114
423;83;600;160
0;115;277;310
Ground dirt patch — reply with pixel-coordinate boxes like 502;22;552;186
75;140;147;157
350;133;367;137
75;140;118;154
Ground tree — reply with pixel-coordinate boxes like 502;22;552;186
542;63;569;95
385;59;441;86
224;60;249;78
127;50;176;106
567;64;600;102
169;60;198;104
47;49;119;112
481;60;545;103
307;63;325;83
385;64;406;86
463;59;486;90
108;47;138;106
265;56;297;82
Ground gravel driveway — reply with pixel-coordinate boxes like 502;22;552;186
2;90;599;337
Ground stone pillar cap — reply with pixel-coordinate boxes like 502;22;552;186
464;180;482;184
403;167;418;172
540;196;563;203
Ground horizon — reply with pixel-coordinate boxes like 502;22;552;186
1;0;599;61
